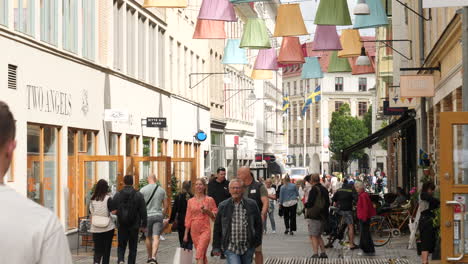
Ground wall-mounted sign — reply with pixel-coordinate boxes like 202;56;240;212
195;130;207;142
146;117;167;128
400;75;434;97
27;85;72;116
104;109;129;122
383;101;408;116
423;0;468;8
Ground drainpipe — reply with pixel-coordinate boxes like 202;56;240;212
418;0;428;151
463;7;468;112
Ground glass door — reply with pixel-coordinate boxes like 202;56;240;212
440;112;468;263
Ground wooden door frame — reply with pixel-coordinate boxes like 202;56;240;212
172;157;197;187
77;155;124;218
440;112;468;263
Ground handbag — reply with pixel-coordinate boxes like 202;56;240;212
173;247;193;264
296;199;304;216
92;215;111;228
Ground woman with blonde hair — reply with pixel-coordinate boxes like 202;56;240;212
184;179;218;264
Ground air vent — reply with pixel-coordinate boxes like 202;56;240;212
8;64;17;90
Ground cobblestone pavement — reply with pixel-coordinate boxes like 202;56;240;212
73;213;420;264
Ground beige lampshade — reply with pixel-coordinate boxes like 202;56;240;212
337;29;362;58
143;0;188;8
251;70;273;80
273;4;308;37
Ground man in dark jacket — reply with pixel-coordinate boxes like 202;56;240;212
331;179;358;249
305;173;330;258
212;179;262;264
113;175;147;264
208;167;231;206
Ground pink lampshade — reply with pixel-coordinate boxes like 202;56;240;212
312;25;342;51
254;48;279;70
278;37;305;65
198;0;237;22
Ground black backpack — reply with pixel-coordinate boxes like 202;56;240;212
117;189;138;227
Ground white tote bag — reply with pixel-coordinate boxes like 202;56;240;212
173;247;193;264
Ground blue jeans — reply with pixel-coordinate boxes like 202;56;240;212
264;205;276;232
224;248;255;264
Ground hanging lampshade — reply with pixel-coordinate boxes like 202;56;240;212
314;0;352;26
254;48;279;70
143;0;188;8
230;0;271;3
273;4;308;37
356;47;371;66
312;25;342;51
193;19;226;39
240;18;271;49
354;0;389;29
198;0;237;22
301;57;323;79
278;37;305;64
251;70;273;80
222;39;248;64
328;51;352;72
337;29;362;58
354;0;370;15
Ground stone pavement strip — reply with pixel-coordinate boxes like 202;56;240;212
73;214;419;264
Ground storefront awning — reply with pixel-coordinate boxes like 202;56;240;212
341;109;416;162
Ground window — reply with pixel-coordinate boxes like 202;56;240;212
314;104;319;119
40;0;58;45
293;81;297;95
126;135;139;156
14;0;35;36
113;0;124;70
300;80;304;94
293;129;297;144
148;22;157;85
287;82;290;95
126;7;136;77
335;101;344;111
306;129;310;144
0;0;7;25
359;77;367;92
300;129;303;144
138;14;146;81
27;124;59;214
184;142;192;158
62;0;78;53
358;102;368;116
157;138;168;156
82;0;95;60
315;127;320;143
158;28;165;87
335;77;344;91
143;137;154;156
109;133;120;155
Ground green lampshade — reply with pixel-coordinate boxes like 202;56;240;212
314;0;352;26
240;18;271;49
327;51;352;72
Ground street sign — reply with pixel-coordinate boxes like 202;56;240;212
146;117;167;128
423;0;468;8
383;101;408;116
104;109;129;122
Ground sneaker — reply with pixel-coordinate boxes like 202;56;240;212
284;229;289;235
119;262;125;264
272;230;276;234
160;235;166;241
147;259;157;264
319;253;328;259
310;254;320;259
349;245;359;250
290;231;294;236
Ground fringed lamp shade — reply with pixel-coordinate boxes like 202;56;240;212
254;48;279;70
278;37;305;64
328;51;352;72
301;57;323;79
314;0;352;26
193;19;226;39
273;4;308;37
337;29;362;58
240;19;271;49
143;0;188;8
354;0;389;29
312;25;342;51
251;70;273;80
198;0;237;22
222;39;248;64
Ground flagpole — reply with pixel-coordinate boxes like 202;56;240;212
303;89;307;168
319;80;324;176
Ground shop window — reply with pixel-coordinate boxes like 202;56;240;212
40;0;58;45
62;0;78;53
14;0;35;36
109;133;120;155
157;138;168;156
27;124;59;214
184;142;192;158
335;77;344;91
359;78;367;92
359;102;368;116
126;134;139;156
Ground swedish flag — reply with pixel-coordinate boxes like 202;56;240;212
282;95;290;112
301;86;321;116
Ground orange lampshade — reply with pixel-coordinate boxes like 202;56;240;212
337;29;362;58
251;70;273;80
143;0;188;8
278;37;305;64
273;4;308;37
193;19;226;39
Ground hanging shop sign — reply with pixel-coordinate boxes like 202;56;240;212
146;117;167;128
400;75;434;97
104;109;129;122
423;0;468;8
27;85;72;116
383;101;408;116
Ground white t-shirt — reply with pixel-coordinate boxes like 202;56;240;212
0;185;73;264
267;187;276;200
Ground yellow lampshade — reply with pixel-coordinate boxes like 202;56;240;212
273;4;308;37
143;0;188;8
251;70;273;80
337;29;362;58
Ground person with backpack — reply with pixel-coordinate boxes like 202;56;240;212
89;179;116;264
305;173;330;259
140;174;168;264
113;175;147;264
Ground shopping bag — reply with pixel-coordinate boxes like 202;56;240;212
296;199;304;216
173;247;193;264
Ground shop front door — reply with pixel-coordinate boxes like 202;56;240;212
132;156;172;205
440;112;468;263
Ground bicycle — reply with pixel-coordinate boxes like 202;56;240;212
325;207;353;249
369;215;392;247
